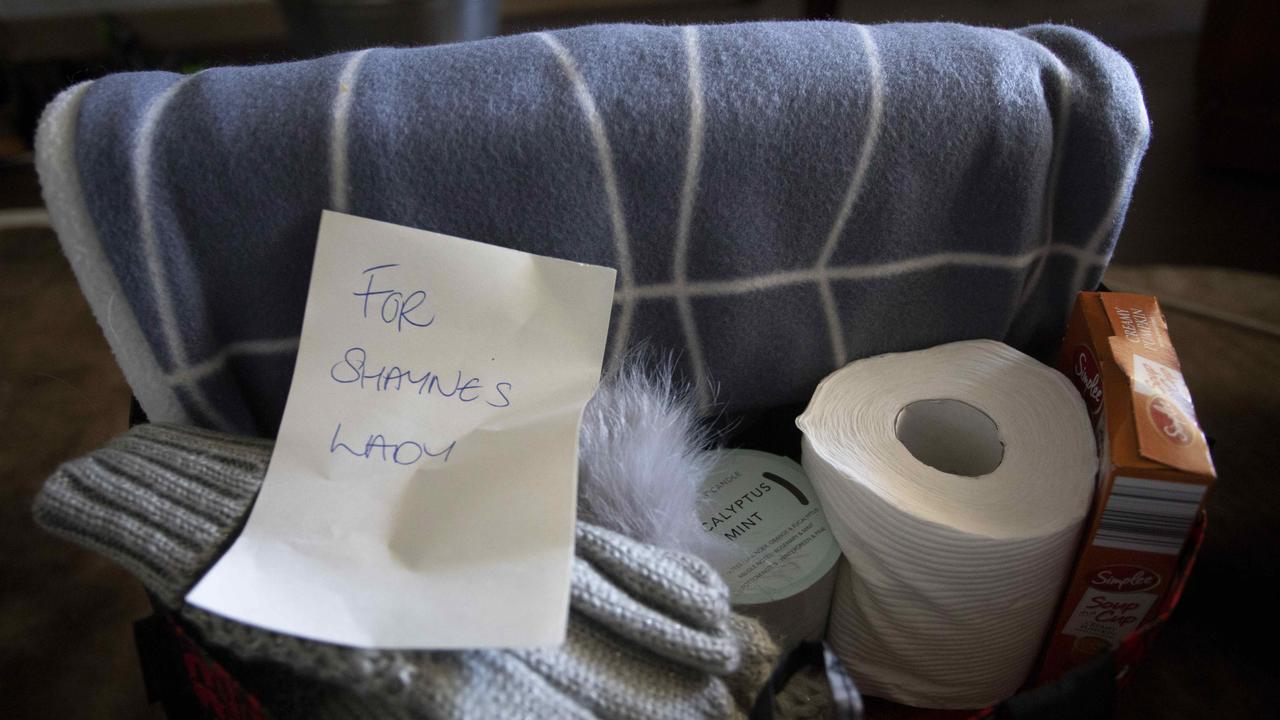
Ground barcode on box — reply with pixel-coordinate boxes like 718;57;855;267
1093;476;1206;555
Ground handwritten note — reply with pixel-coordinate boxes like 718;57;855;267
186;211;616;649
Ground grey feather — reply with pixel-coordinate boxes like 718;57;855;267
577;356;738;565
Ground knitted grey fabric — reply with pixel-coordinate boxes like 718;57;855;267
35;423;776;719
33;423;271;606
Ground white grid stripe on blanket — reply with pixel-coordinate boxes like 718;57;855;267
152;246;1107;394
674;26;712;408
539;32;637;373
134;76;232;431
1015;52;1072;311
817;24;884;369
618;244;1105;302
165;337;302;386
330;49;372;213
38;80;190;425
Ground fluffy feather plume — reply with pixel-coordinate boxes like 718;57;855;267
577;356;736;564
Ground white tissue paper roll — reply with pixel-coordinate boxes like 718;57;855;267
796;340;1097;709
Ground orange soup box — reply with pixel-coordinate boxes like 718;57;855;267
1038;291;1216;683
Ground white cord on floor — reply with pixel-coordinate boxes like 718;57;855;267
0;206;51;230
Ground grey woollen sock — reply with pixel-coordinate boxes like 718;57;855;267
35;423;778;719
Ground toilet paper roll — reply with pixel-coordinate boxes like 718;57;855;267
698;450;843;652
796;339;1097;709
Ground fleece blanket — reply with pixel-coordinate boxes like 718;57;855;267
35;22;1149;436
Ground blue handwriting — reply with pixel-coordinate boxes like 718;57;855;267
353;264;435;332
329;423;457;465
329;346;512;408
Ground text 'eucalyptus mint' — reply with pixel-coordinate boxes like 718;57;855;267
697;449;841;652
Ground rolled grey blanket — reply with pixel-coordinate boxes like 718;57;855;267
36;21;1149;435
35;423;777;719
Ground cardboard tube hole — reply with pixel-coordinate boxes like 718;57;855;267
894;399;1004;477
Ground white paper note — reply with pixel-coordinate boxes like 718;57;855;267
186;211;616;649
